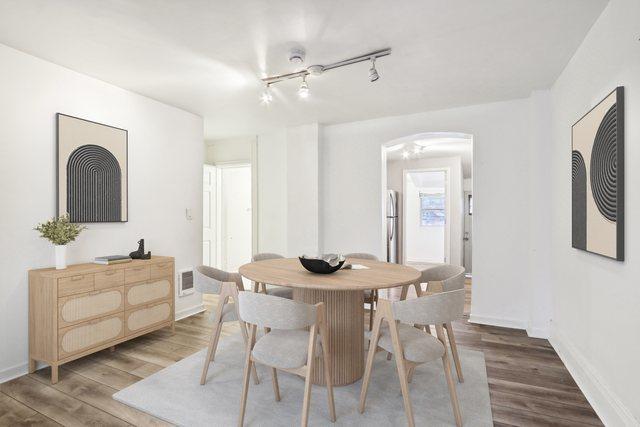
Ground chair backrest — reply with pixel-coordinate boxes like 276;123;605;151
193;265;244;295
252;253;285;262
391;289;465;325
344;253;379;261
420;265;465;291
238;291;317;330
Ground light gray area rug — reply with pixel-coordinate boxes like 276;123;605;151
114;333;492;426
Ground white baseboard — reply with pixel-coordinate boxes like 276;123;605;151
468;314;527;330
526;325;550;339
175;303;206;321
0;362;29;384
550;328;637;426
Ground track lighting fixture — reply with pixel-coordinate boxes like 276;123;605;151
369;58;379;82
260;84;273;104
259;48;390;103
298;75;309;99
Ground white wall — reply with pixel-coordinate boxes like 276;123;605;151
0;44;204;382
387;156;464;266
548;0;640;423
286;124;320;256
321;97;546;331
256;130;287;255
205;137;253;164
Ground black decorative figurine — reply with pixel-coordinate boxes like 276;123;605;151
129;239;151;260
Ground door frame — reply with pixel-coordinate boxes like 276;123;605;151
401;167;451;265
202;164;218;267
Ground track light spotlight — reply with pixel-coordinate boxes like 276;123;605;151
369;58;379;82
260;84;273;104
261;48;390;100
298;75;310;98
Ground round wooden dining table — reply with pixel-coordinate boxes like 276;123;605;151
239;257;421;386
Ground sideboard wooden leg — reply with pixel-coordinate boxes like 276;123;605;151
51;364;59;384
28;358;36;374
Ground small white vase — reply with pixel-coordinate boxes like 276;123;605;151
54;245;67;270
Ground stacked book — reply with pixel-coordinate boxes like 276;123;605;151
94;255;132;265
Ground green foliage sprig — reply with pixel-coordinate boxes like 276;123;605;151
34;214;86;245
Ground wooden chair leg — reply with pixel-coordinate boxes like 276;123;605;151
445;322;464;383
270;368;281;402
360;312;383;413
238;325;257;427
437;325;462;427
368;300;374;331
200;320;222;385
201;295;227;385
407;366;415;383
301;325;318;427
320;324;336;422
238;319;260;385
413;283;422;297
389;320;415;427
400;285;409;301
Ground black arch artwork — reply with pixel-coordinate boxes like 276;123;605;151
571;150;586;250
570;87;624;261
590;104;618;222
67;144;122;222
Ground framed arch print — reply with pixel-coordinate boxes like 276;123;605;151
571;87;624;261
57;114;128;223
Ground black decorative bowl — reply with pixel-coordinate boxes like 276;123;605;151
298;256;345;274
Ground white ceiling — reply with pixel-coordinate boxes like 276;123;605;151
386;135;473;178
0;1;606;140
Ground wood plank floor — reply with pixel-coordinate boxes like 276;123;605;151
1;286;602;426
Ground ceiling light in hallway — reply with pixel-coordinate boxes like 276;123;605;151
298;76;309;99
260;85;273;104
369;58;379;82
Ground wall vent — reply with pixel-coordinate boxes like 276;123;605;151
178;268;194;296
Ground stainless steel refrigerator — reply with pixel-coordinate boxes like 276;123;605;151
387;190;398;263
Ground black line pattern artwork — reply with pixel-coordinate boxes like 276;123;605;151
57;114;128;223
571;87;624;261
571;150;586;250
590;104;617;222
67;144;122;222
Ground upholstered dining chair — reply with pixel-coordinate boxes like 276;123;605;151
193;265;259;386
251;253;293;299
418;264;466;382
237;292;336;427
344;252;379;330
360;290;465;427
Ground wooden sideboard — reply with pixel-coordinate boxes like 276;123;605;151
29;256;175;383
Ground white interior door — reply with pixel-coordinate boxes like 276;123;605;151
403;169;449;264
202;165;217;267
221;165;252;272
463;191;473;274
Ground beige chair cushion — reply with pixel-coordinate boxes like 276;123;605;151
266;285;293;299
252;329;322;369
366;323;444;363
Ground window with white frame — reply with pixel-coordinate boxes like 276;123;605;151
419;192;445;226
